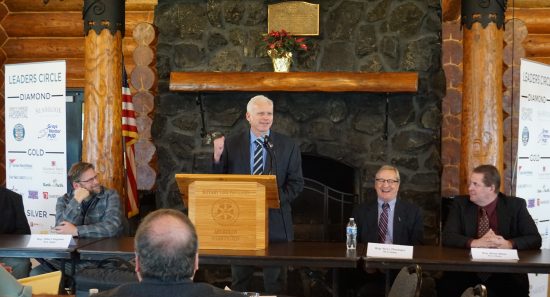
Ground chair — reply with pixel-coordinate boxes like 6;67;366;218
388;264;422;297
460;284;488;297
18;271;62;295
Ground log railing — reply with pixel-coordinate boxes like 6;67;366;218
169;72;418;93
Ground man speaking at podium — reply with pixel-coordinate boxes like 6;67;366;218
212;95;304;294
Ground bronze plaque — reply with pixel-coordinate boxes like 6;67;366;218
268;1;319;36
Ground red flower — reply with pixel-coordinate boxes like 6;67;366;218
261;29;310;58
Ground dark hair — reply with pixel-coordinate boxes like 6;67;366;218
473;164;501;193
68;162;94;183
135;209;198;281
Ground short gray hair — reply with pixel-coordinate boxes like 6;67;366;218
247;95;273;113
135;209;198;281
376;165;400;181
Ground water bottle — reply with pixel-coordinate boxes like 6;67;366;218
346;218;357;250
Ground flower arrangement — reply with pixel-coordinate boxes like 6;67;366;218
261;29;309;58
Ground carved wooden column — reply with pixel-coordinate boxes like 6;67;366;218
82;1;125;197
460;0;506;192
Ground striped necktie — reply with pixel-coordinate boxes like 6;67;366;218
252;138;264;175
378;203;390;243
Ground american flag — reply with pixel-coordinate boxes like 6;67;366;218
122;65;139;218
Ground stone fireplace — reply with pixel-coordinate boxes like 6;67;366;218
151;0;444;244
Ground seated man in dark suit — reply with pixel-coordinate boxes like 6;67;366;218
438;164;541;297
347;165;424;297
93;209;244;297
0;187;31;278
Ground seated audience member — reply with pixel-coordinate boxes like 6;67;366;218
32;162;123;275
438;164;541;297
0;187;32;278
346;165;424;297
0;265;31;297
93;209;244;297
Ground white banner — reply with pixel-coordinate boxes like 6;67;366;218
5;61;67;234
516;58;550;297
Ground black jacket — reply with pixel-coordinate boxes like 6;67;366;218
212;130;304;242
0;188;30;234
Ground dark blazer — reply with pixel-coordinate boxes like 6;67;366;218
442;193;541;250
352;198;424;245
0;188;31;235
212;130;304;242
94;278;245;297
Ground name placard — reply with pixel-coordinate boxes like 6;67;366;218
26;234;74;248
470;248;519;261
366;243;414;259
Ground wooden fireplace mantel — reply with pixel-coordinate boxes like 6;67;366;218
169;72;418;93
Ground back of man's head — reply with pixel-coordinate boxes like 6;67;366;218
135;209;198;282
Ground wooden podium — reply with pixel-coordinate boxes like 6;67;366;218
175;174;279;250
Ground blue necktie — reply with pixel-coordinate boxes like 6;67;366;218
252;138;263;175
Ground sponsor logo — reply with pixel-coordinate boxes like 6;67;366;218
26;209;49;218
521;108;533;121
42;160;64;175
43;179;64;188
516;183;531;189
522;126;529;146
519;168;534;176
42;192;49;199
529;154;541;161
528;199;535;208
538;129;550;145
8;159;33;169
28;190;38;199
35;106;62;117
8;107;28;119
9;175;32;180
37;124;62;140
13;123;25;141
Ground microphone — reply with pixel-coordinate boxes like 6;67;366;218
263;135;276;175
263;134;288;242
263;134;274;149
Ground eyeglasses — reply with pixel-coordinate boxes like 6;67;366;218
78;175;98;183
375;178;399;185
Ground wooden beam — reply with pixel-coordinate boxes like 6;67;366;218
4;0;158;12
508;0;550;8
170;72;418;93
506;8;550;34
524;34;550;57
1;11;154;37
3;38;137;59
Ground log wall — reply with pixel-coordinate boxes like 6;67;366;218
0;0;157;185
441;1;550;197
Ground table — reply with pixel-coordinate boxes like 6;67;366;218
77;237;364;297
363;245;550;274
0;234;105;293
364;245;550;297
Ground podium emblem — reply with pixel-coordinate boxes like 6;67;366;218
211;198;239;225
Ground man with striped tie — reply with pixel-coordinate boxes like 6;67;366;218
348;165;424;297
212;95;304;295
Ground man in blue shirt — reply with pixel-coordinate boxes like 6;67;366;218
212;95;303;294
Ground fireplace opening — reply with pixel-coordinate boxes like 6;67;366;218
292;154;358;242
